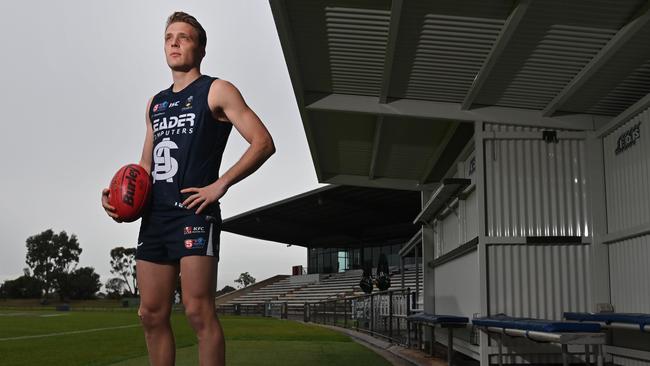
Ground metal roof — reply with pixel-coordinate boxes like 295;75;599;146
270;0;650;190
221;185;420;248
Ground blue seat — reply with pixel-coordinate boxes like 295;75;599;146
564;312;650;332
407;313;469;324
473;314;605;366
472;314;601;333
406;313;468;366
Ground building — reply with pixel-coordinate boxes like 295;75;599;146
239;1;650;364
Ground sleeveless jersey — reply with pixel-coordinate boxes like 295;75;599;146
145;74;232;217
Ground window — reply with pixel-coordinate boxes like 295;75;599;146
338;250;348;272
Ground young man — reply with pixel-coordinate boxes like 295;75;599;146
101;11;275;366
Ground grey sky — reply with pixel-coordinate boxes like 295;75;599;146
0;0;322;291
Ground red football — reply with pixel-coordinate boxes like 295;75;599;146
109;164;151;222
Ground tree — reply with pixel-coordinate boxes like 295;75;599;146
58;267;101;300
25;229;82;299
0;275;43;299
105;278;127;299
234;272;256;289
109;247;138;296
216;285;236;297
68;267;102;300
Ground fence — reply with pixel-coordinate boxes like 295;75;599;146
306;288;416;345
217;301;289;319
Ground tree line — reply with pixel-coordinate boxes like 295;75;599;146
0;229;98;302
0;229;257;301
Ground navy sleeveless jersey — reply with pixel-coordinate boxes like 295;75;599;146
145;75;232;217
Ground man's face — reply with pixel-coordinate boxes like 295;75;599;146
164;22;204;71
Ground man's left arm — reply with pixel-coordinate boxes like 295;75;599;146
181;79;276;214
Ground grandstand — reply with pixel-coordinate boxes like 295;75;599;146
218;264;424;318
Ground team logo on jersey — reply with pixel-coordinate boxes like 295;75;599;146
183;96;193;110
184;238;206;249
152;137;179;183
153;101;169;113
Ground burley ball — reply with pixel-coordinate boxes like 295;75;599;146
109;164;152;222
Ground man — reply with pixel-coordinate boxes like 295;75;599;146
101;11;275;366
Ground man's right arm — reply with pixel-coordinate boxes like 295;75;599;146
138;97;154;174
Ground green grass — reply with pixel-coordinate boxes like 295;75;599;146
0;309;391;366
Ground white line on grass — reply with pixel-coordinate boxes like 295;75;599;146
0;324;140;341
39;314;69;317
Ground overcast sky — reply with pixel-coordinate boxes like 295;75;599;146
0;0;323;292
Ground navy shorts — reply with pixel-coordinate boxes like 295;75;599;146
136;211;221;263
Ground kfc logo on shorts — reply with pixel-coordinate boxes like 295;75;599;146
183;226;206;235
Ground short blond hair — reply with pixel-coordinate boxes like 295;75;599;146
166;11;207;51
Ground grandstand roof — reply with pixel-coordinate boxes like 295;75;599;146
270;0;650;190
222;185;420;248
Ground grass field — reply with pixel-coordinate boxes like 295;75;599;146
0;307;391;366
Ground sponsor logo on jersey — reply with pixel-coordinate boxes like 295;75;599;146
152;113;196;132
182;96;193;110
153;137;179;183
184;226;206;235
152;113;196;140
153;101;169;113
184;237;206;249
170;101;180;108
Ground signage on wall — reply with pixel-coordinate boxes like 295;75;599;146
615;122;640;155
467;156;476;176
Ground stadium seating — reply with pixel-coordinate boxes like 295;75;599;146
217;264;424;318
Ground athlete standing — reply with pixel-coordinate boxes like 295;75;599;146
101;12;275;366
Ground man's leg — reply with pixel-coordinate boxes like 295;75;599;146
180;256;224;366
136;259;180;366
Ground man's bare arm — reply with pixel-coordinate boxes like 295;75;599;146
212;79;275;187
181;79;275;214
138;97;155;175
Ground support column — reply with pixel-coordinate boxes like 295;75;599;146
475;121;491;366
585;132;611;307
421;189;436;349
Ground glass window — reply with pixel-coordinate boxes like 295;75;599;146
338;250;348;272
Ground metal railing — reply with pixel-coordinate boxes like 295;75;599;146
217;301;289;319
306;288;417;345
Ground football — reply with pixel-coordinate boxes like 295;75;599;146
109;164;151;222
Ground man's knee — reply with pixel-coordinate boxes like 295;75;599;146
183;299;216;332
138;306;170;330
